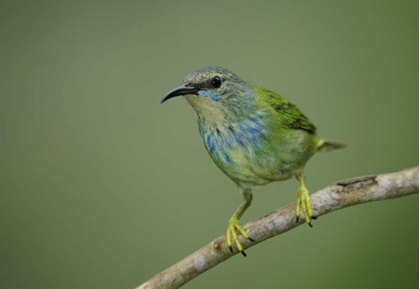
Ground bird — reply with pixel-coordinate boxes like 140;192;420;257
161;66;345;256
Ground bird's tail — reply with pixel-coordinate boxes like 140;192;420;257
316;139;347;153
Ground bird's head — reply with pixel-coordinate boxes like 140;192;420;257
161;66;255;125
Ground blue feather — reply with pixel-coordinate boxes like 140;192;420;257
202;112;267;163
198;90;221;101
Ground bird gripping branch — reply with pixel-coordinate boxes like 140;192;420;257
161;66;345;256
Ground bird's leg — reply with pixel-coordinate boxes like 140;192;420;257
226;188;255;256
295;174;317;227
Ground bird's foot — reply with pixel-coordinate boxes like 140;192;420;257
295;187;316;227
226;217;254;257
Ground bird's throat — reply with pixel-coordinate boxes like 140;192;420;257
185;95;228;127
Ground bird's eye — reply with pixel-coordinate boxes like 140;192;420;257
211;76;222;88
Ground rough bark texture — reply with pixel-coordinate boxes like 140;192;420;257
138;166;419;289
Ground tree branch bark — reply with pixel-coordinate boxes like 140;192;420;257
137;166;419;289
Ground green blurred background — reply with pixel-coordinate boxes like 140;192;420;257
1;1;418;288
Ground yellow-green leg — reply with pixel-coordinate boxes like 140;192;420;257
226;188;255;256
295;174;317;227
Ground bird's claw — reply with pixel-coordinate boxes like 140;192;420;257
226;217;253;257
295;187;316;226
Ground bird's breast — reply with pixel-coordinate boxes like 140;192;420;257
199;112;273;185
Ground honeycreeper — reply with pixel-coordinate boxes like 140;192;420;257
161;66;345;256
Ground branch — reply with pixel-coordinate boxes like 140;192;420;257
137;166;419;289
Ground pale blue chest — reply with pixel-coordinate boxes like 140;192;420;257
200;113;267;165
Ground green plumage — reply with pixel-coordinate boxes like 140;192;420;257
161;66;345;256
253;85;317;133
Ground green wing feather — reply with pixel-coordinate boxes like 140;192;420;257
252;85;317;134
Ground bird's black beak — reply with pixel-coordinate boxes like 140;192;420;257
161;83;200;104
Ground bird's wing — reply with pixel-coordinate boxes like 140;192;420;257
253;85;317;134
